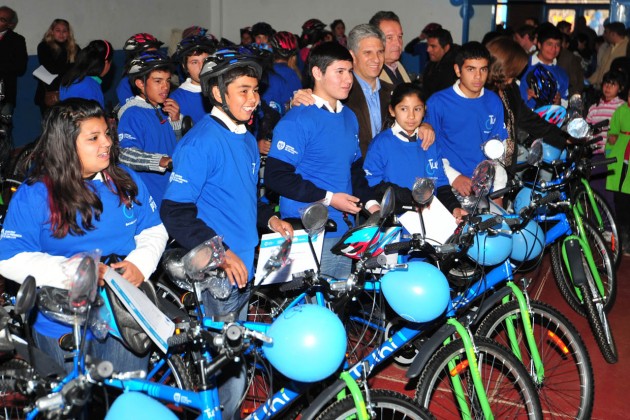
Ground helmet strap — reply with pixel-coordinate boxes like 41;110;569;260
217;74;251;125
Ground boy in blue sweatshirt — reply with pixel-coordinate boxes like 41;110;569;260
425;41;509;199
266;42;379;280
160;49;292;420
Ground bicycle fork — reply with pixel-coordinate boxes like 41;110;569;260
445;318;494;420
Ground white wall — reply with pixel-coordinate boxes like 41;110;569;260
5;0;493;54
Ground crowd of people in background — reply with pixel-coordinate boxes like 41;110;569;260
1;5;630;419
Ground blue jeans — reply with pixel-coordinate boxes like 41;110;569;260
32;328;150;375
201;282;251;420
319;236;352;280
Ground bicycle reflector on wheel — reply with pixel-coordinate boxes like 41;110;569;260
380;261;450;323
263;305;346;383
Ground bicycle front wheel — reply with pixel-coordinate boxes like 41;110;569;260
550;219;616;316
580;283;618;364
0;359;35;420
574;188;621;267
316;389;435;420
415;336;542;419
476;300;594;419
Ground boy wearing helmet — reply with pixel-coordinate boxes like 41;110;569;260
116;32;163;104
161;49;292;419
266;42;379;280
170;34;217;123
117;50;180;207
519;23;569;109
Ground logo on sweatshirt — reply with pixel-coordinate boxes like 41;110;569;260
485;115;497;130
276;140;297;155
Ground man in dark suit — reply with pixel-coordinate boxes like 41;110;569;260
0;6;27;141
291;24;434;156
422;28;459;99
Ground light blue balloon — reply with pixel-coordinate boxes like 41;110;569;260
380;261;450;323
263;305;346;382
106;392;178;420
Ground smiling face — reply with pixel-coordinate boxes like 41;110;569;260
312;59;354;107
390;94;425;135
537;38;561;64
455;58;489;98
135;70;172;106
350;36;384;85
379;20;403;66
213;75;260;123
76;117;112;178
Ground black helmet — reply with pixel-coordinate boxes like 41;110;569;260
301;18;326;43
127;50;173;78
251;22;275;38
199;48;262;123
173;34;219;63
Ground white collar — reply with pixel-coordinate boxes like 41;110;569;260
178;78;202;93
391;121;419;142
532;54;556;66
312;93;344;113
210;106;247;134
453;80;485;98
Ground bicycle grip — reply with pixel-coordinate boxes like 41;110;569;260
591;157;617;168
537;190;562;206
488;186;513;199
167;333;191;348
384;241;412;254
585;136;602;147
591;118;609;133
476;215;504;232
364;254;387;269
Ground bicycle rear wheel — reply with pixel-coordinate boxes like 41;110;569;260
316;389;435;420
0;359;37;420
476;300;594;419
550;219;616;316
415;336;542;419
574;188;621;267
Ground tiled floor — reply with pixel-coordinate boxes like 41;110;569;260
370;254;629;419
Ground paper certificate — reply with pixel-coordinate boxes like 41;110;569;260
398;197;458;245
32;65;57;85
254;229;324;286
103;268;175;354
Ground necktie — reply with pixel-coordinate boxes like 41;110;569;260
398;131;417;142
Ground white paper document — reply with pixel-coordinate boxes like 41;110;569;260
32;65;58;85
104;268;175;354
398;197;458;245
255;230;324;286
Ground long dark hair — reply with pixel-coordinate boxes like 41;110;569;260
27;99;139;238
383;83;425;128
61;40;113;87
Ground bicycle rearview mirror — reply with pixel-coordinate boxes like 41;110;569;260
527;139;544;165
482;138;505;160
300;203;328;237
183;236;226;281
380;186;395;219
69;256;98;313
471;160;496;197
14;275;37;316
566;118;589;139
412;178;436;206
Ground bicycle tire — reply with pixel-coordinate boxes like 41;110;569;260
574;188;621;268
579;283;618;364
147;352;194;390
0;358;37;420
415;336;543;419
550;219;616;316
342;290;388;365
316;389;435;420
247;289;285;323
476;300;594;419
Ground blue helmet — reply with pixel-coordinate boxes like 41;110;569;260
527;64;558;107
